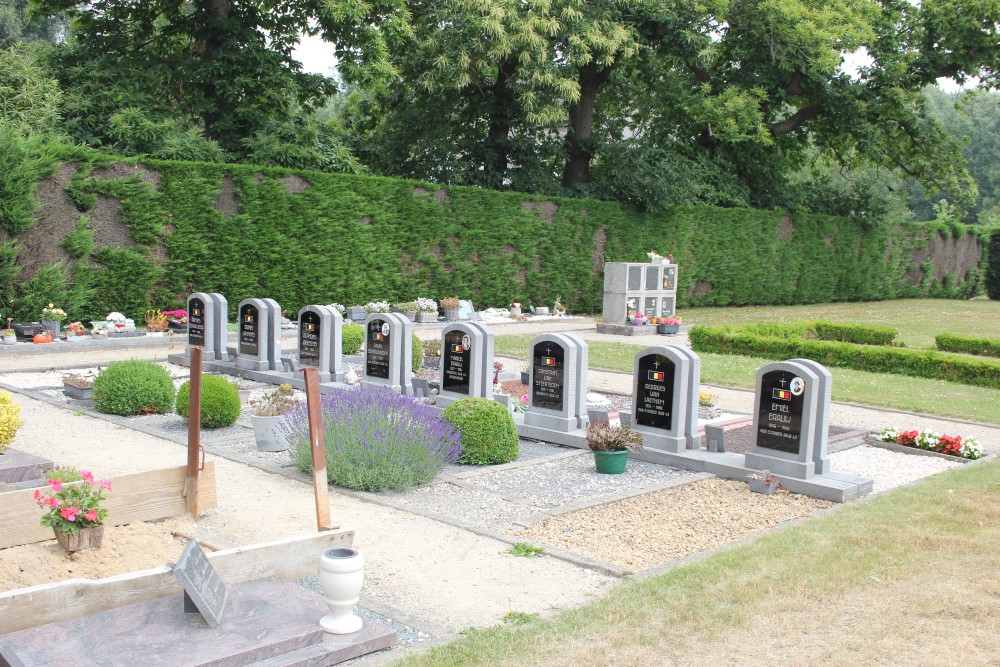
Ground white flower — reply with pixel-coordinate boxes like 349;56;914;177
328;303;346;314
106;311;127;323
416;297;437;312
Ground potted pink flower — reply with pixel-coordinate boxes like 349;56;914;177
34;470;112;552
657;315;682;335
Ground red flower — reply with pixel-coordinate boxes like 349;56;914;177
85;510;98;522
48;479;63;492
897;430;919;447
81;470;95;484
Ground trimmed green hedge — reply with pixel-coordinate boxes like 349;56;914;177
741;321;897;346
0;138;993;323
935;333;1000;359
690;326;1000;389
987;228;1000;300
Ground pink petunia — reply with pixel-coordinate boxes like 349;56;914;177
81;470;94;484
33;489;41;500
100;480;112;491
85;510;98;522
46;497;60;508
49;479;63;492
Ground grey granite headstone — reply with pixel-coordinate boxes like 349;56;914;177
600;261;679;326
437;323;487;408
173;540;229;629
671;346;703;449
745;360;819;479
384;312;414;395
297;305;344;383
788;358;832;474
361;313;403;393
261;298;284;371
630;346;690;453
524;333;588;432
464;321;496;397
186;292;227;362
235;298;272;371
208;293;229;360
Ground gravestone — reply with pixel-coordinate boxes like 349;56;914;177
436;323;491;408
671;346;703;449
297;305;344;383
385;312;414;395
524;333;588;432
362;313;406;393
788;358;832;474
600;261;678;327
261;298;284;371
235;298;272;371
186;292;227;362
174;540;229;629
630;346;690;453
463;321;496;397
744;360;819;478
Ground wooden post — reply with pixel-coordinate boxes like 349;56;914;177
303;366;337;530
184;346;203;516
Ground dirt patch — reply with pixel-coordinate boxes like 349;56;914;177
413;187;429;197
0;516;194;593
687;280;714;298
91;163;161;189
777;216;795;239
592;228;607;278
213;176;241;218
10;163;80;280
88;194;138;252
516;478;832;571
357;215;372;226
522;201;559;222
279;175;309;194
434;189;450;204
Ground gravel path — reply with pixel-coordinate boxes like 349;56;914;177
829;445;963;493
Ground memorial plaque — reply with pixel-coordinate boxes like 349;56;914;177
645;265;660;290
660;296;675;318
442;329;471;395
635;354;674;430
531;341;565;412
662;266;677;290
627;266;642;290
643;297;658;319
188;297;206;347
756;369;806;454
298;309;321;367
174;540;229;629
365;318;391;380
239;303;259;356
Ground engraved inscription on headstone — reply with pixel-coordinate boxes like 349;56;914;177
635;354;674;430
662;266;676;290
174;540;229;629
365;318;391;380
531;341;565;412
239;303;259;357
756;369;805;454
188;297;206;347
643;297;658;319
298;309;321;368
442;330;471;395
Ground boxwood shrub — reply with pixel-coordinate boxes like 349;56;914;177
412;332;424;372
342;323;364;355
935;333;1000;359
92;360;175;415
176;375;242;428
812;321;898;346
441;398;519;465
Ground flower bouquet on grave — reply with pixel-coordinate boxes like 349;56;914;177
35;470;112;551
106;311;136;334
162;309;188;330
66;321;88;340
41;303;68;322
145;309;169;333
748;470;781;495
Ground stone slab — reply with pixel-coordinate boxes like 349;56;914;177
595;323;652;336
0;449;54;484
0;577;395;667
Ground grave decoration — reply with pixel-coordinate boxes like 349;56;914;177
630;346;691;453
185;292;228;362
524;333;588;432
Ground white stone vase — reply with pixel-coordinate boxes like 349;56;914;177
319;547;364;634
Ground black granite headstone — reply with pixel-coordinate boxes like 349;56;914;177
174;540;229;629
755;369;805;454
531;341;565;412
635;354;674;430
239;304;259;357
643;297;657;319
298;310;321;368
188;297;206;347
365;318;391;380
442;330;471;395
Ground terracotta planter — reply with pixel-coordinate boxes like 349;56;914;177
54;525;105;552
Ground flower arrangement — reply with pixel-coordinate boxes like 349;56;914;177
34;470;112;534
440;297;460;309
395;301;420;312
67;321;87;336
660;315;682;326
145;309;168;332
698;391;719;406
364;301;391;313
510;302;522;309
328;303;346;315
585;423;643;453
106;312;135;330
2;316;13;337
878;427;983;460
250;387;298;417
162;309;188;324
493;360;504;385
41;303;67;322
416;298;438;313
513;393;529;414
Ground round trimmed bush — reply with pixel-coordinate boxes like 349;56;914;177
92;360;176;416
176;375;241;428
440;398;519;465
412;332;424;372
342;323;364;355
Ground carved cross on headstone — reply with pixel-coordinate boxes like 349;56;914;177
173;540;229;628
779;376;788;388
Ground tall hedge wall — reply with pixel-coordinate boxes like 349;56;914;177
0;140;994;323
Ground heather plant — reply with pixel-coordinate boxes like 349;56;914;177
283;385;462;492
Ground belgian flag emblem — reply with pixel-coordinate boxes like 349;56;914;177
452;344;464;353
306;323;315;332
647;370;664;381
372;332;384;341
542;357;556;366
772;388;791;401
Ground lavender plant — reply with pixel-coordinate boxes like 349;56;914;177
281;385;463;492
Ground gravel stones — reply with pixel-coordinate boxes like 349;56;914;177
829;445;962;493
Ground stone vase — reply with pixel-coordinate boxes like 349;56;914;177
416;311;438;323
401;310;418;323
443;307;460;321
54;525;105;552
748;479;780;495
42;319;61;336
319;547;365;634
657;324;680;335
2;335;16;345
63;381;93;400
535;307;550;316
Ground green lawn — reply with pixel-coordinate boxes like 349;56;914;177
391;459;1000;666
494;334;1000;424
680;298;1000;350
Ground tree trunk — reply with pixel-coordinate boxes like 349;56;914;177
561;62;614;188
200;0;232;142
484;58;519;188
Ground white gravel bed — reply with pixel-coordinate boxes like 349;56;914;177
829;445;962;494
472;455;696;508
383;483;533;533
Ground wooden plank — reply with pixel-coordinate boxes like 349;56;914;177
0;530;354;633
0;463;217;549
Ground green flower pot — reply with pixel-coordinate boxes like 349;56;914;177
593;450;629;474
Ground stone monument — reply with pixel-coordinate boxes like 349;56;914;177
630;346;691;453
744;360;820;478
297;305;345;383
524;333;589;432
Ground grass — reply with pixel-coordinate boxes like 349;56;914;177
680;298;1000;350
391;458;1000;666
